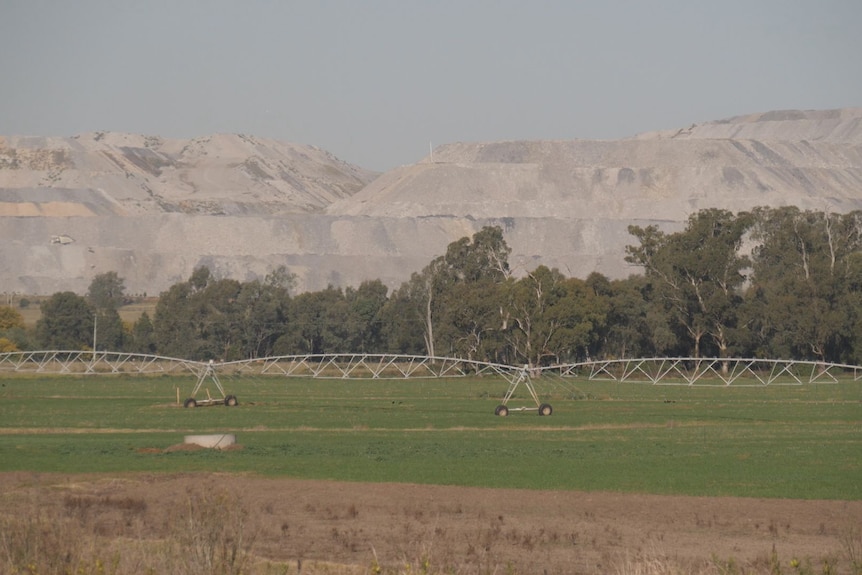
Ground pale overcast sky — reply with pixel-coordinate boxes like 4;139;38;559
2;1;860;171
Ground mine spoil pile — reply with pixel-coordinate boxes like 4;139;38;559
1;108;861;295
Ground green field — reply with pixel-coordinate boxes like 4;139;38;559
0;373;859;500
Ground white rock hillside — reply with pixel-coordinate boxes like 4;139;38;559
1;109;861;295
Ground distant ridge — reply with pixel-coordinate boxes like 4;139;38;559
0;132;376;217
633;108;862;143
1;108;861;296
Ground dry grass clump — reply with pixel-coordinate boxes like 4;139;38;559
0;491;254;575
2;492;861;575
608;541;862;575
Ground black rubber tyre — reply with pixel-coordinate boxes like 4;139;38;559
538;403;553;416
224;395;238;407
494;404;509;417
183;398;197;408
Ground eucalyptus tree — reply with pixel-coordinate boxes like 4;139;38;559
553;276;611;361
153;266;243;360
0;306;26;352
87;271;125;310
747;207;862;362
153;280;197;358
399;226;511;359
503;266;566;366
378;283;426;354
284;286;350;354
226;265;295;359
130;311;156;355
402;258;447;357
0;306;24;330
439;226;512;284
234;278;290;358
189;277;243;360
599;275;676;359
502;266;610;366
437;278;506;361
344;280;389;352
626;209;752;359
35;292;94;350
0;336;17;352
86;272;126;351
843;263;862;364
152;265;292;359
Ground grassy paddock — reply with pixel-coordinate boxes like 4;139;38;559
0;372;859;499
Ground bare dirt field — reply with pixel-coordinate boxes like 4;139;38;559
1;472;860;574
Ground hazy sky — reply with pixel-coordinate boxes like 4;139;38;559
2;1;860;171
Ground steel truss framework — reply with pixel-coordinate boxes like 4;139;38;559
543;357;862;386
2;352;861;386
2;352;860;414
0;350;202;376
219;354;523;382
0;351;532;409
0;351;528;387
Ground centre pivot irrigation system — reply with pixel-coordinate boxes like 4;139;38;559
494;366;552;416
1;352;860;415
218;354;546;415
182;360;238;408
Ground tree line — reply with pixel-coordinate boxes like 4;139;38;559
3;206;862;366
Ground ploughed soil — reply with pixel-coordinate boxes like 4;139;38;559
1;471;860;574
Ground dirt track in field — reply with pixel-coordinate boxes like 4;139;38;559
1;472;860;574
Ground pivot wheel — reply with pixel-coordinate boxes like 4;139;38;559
224;395;238;407
183;398;197;408
538;403;553;416
494;404;509;417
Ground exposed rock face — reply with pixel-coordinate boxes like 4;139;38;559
0;133;378;294
0;132;374;217
1;109;861;296
326;108;862;280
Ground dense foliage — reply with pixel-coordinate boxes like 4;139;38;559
10;207;862;364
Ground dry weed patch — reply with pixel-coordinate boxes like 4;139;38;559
2;473;861;575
